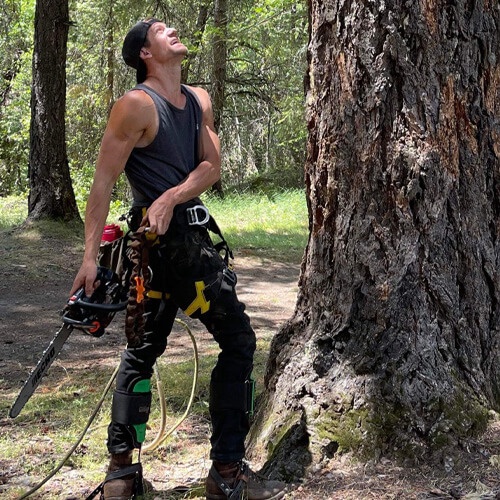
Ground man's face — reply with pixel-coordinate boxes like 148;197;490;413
144;22;188;61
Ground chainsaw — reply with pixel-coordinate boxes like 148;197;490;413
9;266;128;418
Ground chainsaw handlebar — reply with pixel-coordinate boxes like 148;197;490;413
71;297;128;312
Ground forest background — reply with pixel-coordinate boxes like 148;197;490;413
0;0;308;210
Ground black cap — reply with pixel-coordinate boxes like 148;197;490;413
122;18;161;83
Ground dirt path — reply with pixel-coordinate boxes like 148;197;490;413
0;254;300;393
2;228;500;500
0;226;302;499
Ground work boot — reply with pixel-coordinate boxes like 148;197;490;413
102;451;136;500
206;460;287;500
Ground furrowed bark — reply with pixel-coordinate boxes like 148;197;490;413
250;0;500;479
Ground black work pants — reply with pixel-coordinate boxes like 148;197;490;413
107;223;256;463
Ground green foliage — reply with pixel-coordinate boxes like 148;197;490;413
0;0;35;195
0;194;27;228
218;0;308;188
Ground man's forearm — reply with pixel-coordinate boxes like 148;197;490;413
82;183;113;263
160;159;220;207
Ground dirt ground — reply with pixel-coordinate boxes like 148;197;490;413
1;226;500;499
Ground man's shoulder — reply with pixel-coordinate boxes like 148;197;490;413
118;87;155;108
107;89;155;131
184;85;211;111
110;89;155;119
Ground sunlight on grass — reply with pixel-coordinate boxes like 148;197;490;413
0;331;275;499
0;195;27;229
202;189;308;262
0;189;308;261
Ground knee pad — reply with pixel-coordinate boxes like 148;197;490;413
111;379;151;444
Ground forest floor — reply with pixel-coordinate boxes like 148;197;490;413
1;224;500;500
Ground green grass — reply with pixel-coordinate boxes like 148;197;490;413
0;189;303;498
0;334;274;499
0;189;308;262
201;189;308;262
0;195;28;229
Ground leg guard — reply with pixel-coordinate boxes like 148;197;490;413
111;379;151;446
210;377;256;416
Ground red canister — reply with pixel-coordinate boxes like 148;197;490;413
101;224;123;242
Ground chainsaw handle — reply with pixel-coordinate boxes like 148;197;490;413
72;297;128;312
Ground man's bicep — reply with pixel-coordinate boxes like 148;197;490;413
94;128;136;183
199;97;221;168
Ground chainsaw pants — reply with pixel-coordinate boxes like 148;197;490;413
107;223;256;463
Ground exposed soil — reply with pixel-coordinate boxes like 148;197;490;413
1;226;500;499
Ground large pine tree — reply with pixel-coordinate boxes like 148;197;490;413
251;0;500;477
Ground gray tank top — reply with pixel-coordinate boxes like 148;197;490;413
124;84;202;206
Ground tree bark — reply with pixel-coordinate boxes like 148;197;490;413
28;0;80;221
211;0;228;133
210;0;228;197
181;0;211;84
106;0;115;117
250;0;500;478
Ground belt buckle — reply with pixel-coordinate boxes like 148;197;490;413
186;205;210;226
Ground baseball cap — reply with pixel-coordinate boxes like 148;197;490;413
122;18;161;83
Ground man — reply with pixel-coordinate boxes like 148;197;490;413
71;18;287;500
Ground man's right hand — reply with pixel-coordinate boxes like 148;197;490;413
70;261;98;298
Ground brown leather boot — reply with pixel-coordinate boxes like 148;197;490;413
102;451;135;500
205;461;287;500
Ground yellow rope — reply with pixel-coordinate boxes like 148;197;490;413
13;317;199;499
143;318;199;453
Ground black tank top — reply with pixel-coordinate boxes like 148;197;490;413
124;84;202;206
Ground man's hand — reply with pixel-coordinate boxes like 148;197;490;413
70;261;98;298
141;196;175;235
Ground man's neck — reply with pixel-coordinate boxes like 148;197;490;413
143;63;185;107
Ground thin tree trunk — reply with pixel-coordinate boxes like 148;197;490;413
28;0;80;221
212;0;227;132
181;0;211;84
211;0;228;196
250;0;500;478
106;0;114;117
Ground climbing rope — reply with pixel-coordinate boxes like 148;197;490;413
143;318;199;453
12;317;199;500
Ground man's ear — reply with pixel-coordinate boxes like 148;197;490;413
139;47;152;60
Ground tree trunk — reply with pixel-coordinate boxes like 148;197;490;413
28;0;80;221
250;0;500;478
106;0;115;117
211;0;228;197
212;0;228;133
181;0;210;84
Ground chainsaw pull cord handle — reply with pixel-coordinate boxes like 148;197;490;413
125;227;156;347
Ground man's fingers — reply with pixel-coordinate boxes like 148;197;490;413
85;282;94;298
69;279;83;296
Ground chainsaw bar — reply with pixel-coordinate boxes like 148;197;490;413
9;323;73;418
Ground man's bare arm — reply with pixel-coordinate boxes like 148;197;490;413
143;88;221;234
71;92;155;296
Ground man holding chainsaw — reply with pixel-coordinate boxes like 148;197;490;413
71;18;287;500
